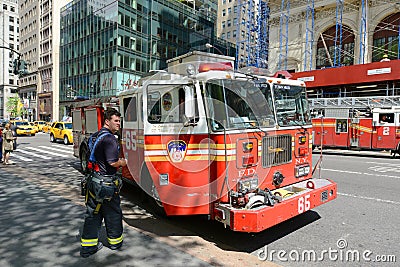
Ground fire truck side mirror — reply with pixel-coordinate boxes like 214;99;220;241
184;85;195;118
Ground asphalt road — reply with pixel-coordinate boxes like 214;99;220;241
1;134;398;266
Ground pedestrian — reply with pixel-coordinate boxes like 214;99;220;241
10;122;17;150
0;125;3;163
80;108;127;258
2;123;16;165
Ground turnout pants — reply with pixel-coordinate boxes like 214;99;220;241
81;194;123;250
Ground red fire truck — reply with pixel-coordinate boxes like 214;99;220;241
73;54;336;232
312;107;400;155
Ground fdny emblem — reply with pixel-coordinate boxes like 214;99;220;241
167;140;187;162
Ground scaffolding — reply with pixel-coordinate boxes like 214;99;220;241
235;0;270;69
358;0;367;64
278;0;290;70
334;0;344;67
256;1;270;69
304;0;315;71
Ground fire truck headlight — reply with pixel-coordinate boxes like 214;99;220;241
295;164;310;178
238;177;259;192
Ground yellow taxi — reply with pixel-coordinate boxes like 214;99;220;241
34;121;47;132
29;122;39;133
42;122;55;133
50;122;73;145
10;120;37;136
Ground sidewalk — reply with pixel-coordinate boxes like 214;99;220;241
0;171;211;267
0;165;278;267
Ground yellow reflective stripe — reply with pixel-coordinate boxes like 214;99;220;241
94;203;101;214
108;235;123;245
89;190;96;199
81;238;98;246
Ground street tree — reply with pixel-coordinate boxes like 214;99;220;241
6;96;24;118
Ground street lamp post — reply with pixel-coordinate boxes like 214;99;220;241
205;43;224;55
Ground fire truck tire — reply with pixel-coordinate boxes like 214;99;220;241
80;145;89;174
50;134;55;143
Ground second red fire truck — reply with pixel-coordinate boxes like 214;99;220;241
312;107;400;156
73;52;337;232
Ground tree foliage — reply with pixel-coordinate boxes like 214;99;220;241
6;96;23;118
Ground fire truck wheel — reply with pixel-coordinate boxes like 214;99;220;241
50;134;55;143
80;146;89;174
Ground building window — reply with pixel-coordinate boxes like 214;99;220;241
9;79;14;85
3;4;7;10
222;9;226;16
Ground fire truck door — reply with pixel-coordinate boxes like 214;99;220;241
122;94;141;182
350;118;359;147
372;113;395;150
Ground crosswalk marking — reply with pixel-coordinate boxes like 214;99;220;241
25;147;70;157
40;146;73;154
11;153;33;162
16;150;52;160
53;144;73;150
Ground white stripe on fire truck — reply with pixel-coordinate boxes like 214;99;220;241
143;149;237;156
144;155;236;162
144;150;168;156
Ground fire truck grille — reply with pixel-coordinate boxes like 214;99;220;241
262;134;292;167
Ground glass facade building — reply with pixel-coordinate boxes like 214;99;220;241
59;0;235;113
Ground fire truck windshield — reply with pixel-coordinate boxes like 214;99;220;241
273;84;311;126
204;79;275;131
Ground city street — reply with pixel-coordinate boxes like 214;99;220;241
0;134;398;266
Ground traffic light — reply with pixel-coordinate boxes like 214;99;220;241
13;58;20;75
19;60;29;76
12;58;30;77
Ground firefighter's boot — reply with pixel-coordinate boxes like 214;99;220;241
80;242;103;258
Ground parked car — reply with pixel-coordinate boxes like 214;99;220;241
50;122;73;145
9;120;36;136
34;120;46;132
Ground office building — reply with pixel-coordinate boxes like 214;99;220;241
0;0;19;119
59;0;234;115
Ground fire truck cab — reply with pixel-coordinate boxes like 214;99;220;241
115;55;337;232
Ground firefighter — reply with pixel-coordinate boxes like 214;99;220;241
80;108;127;258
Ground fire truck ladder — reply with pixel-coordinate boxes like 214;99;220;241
309;96;400;111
